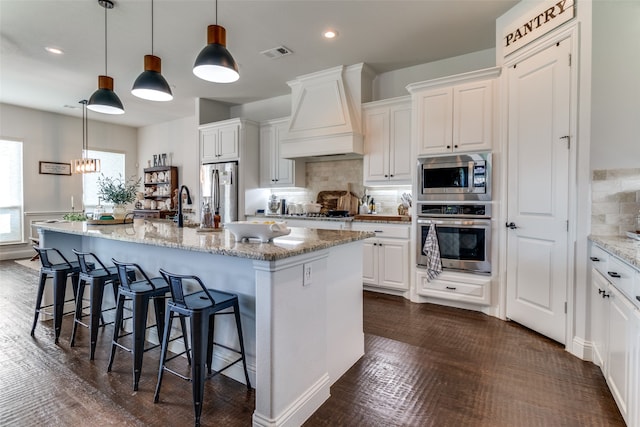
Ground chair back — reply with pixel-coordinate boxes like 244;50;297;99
111;259;160;291
72;249;109;273
33;246;72;269
159;269;215;310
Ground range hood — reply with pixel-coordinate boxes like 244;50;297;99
280;63;374;160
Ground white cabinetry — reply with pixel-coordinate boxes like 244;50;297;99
407;68;499;156
200;120;241;162
416;269;491;305
362;97;412;185
259;118;305;187
351;222;410;291
588;242;640;427
245;217;350;231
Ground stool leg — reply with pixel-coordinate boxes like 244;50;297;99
206;314;215;375
107;292;126;373
31;272;48;336
131;294;150;391
179;315;191;366
190;311;209;427
52;270;69;344
154;308;174;403
152;295;166;343
70;280;86;347
233;301;251;389
89;279;106;360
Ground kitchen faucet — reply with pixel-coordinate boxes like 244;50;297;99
177;185;192;228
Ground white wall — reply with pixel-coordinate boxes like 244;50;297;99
137;115;199;211
591;0;640;170
230;94;291;122
0;103;137;259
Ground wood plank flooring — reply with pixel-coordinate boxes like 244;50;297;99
0;260;624;426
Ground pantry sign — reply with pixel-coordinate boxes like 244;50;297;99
503;0;575;56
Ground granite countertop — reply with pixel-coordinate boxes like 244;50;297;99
36;219;374;262
589;235;640;269
251;213;411;224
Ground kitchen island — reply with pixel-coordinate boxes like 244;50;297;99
36;219;373;427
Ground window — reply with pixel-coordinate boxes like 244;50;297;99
0;139;24;244
82;150;125;210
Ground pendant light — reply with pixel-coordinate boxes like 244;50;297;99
193;0;239;83
72;100;101;174
131;0;173;101
88;0;124;115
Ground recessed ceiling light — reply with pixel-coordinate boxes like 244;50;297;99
323;29;338;39
45;46;64;55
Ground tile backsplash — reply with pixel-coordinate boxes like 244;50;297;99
268;159;412;215
591;168;640;236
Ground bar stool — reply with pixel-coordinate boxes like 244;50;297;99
30;246;82;343
108;259;189;391
70;249;123;360
154;269;251;427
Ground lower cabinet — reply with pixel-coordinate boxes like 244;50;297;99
590;267;610;369
416;269;491;305
632;308;640;427
352;222;410;291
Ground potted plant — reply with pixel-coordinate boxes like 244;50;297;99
97;174;141;218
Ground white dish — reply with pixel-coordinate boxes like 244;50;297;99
626;231;640;241
225;221;290;243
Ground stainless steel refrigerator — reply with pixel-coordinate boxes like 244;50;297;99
200;161;238;224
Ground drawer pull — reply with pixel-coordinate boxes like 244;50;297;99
589;256;600;262
607;271;621;278
445;286;457;290
374;230;383;233
603;293;610;299
598;289;605;295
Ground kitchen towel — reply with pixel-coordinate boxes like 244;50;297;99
422;223;442;281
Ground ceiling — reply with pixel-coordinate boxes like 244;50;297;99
0;0;518;128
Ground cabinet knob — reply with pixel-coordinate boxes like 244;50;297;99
590;256;600;262
384;174;388;178
454;145;458;148
446;145;451;149
390;174;394;177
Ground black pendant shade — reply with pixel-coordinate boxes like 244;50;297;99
132;54;173;101
193;24;239;83
89;75;125;114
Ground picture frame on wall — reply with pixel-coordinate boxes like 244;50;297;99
39;161;71;176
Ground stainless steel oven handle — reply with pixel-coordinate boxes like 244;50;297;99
417;218;491;226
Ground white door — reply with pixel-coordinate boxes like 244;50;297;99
506;39;571;344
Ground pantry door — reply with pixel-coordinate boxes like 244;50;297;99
506;39;572;344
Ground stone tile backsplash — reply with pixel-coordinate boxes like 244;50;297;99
269;159;412;215
591;168;640;236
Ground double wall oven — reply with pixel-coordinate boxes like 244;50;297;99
416;152;492;275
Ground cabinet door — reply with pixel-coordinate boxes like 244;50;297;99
217;123;240;161
273;121;295;186
591;268;610;369
388;104;412;183
378;239;409;290
415;87;453;155
363;107;390;182
453;80;493;152
361;239;378;285
607;285;634;424
200;127;219;163
259;126;275;187
632;307;640;427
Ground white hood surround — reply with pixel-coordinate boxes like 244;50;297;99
280;63;375;160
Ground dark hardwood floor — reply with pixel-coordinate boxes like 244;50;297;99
0;260;624;426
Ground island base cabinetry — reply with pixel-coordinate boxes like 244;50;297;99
416;270;491;306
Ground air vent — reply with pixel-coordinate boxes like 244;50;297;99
260;46;293;59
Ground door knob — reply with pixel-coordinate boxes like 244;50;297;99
505;222;518;229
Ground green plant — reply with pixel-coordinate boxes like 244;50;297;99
97;174;141;205
63;212;88;221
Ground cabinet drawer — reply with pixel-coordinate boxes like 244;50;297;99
351;222;410;239
590;245;610;276
607;255;636;301
417;270;490;305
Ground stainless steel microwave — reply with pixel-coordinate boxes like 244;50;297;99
417;152;491;201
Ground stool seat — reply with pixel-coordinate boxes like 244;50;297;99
30;246;83;343
154;269;251;427
70;250;123;360
108;260;189;391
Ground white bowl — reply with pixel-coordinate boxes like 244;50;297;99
225;221;290;243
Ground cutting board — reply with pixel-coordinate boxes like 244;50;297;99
316;191;344;213
337;183;359;215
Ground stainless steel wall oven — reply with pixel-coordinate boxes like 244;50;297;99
417;203;491;274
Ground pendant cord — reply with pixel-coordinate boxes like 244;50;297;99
104;3;108;75
215;0;218;25
151;0;154;55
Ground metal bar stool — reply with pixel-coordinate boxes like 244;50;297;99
70;249;124;360
154;269;251;427
30;246;82;343
108;259;189;391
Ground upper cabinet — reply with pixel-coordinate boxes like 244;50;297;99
407;68;500;156
260;118;305;187
362;96;412;185
200;120;240;162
